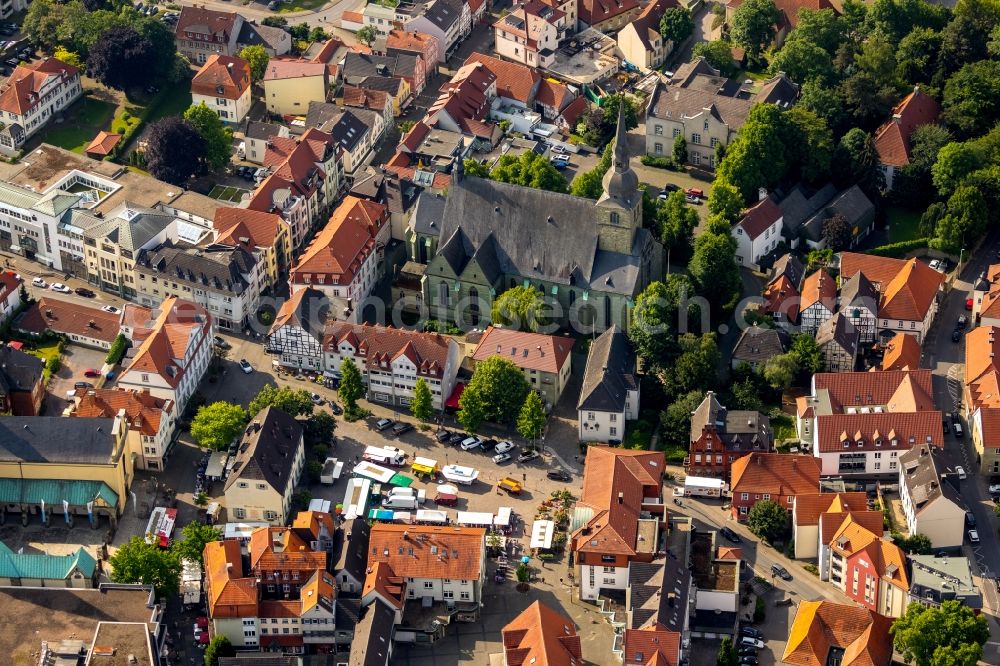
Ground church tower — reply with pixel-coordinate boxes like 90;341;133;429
595;101;642;255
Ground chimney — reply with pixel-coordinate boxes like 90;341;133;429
758;187;767;202
617;491;624;504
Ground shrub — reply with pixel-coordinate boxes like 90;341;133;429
45;356;60;374
515;563;530;582
105;333;128;365
803;563;819;576
868;238;930;258
753;596;766;622
640;155;676;169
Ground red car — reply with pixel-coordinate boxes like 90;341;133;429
84;368;100;377
966;298;974;311
686;187;705;199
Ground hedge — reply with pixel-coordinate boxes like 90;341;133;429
105;333;128;365
867;238;930;258
640;155;677;170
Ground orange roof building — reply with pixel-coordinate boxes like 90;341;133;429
881;331;921;371
68;388;175;471
826;514;909;617
791;492;877;559
191;54;252;124
116;297;213;412
84;131;122;158
213;207;292;289
964;326;1000;475
0;57;82;153
875;87;940;191
471;326;574;407
800;269;837;333
622;623;681;666
782;601;893;666
730;453;821;520
571;447;666;601
502;601;584;666
15;297;121;349
763;273;801;324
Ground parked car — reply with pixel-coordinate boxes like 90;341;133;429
494;441;515;454
49;282;70;293
547;470;572;482
771;563;792;581
739;657;759;666
374;418;394;431
740;627;763;640
74;287;95;297
101;305;121;314
311;393;324;405
447;432;466;445
84;368;101;378
328;402;342;415
966;511;976;527
517;450;540;463
737;647;758;657
958;314;968;329
685;187;705;199
739;637;765;650
435;429;452;443
31;277;47;288
721;527;742;544
238;359;253;374
551;159;570;170
497;477;522;494
392;422;413;436
952;329;962;343
956;465;967;479
212;335;231;349
943;419;950;434
685;194;701;204
966;297;974;310
989;483;1000;495
968;529;980;544
492;452;511;464
460;436;482;451
73;381;92;389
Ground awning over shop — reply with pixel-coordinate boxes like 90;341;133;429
389;474;414;487
0;478;118;508
445;382;465;409
494;507;513;527
205;451;227;479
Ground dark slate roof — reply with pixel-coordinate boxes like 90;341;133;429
816;312;859;358
690;391;725;442
0;416;118;464
776;184;838;235
335;596;362;632
0;345;43;394
755;73;799;107
225;407;303;494
840;271;878;310
732;325;790;365
769;253;804;289
327;108;375;153
237;22;288;51
578;325;637;412
306;101;342;134
332;518;371;584
273;287;330;343
136;242;257;296
348;599;395;666
343;52;418;80
423;0;462;32
438;176;653;295
357;76;405;96
801;185;876;242
410;191;448;236
220;656;300;666
245;121;281;140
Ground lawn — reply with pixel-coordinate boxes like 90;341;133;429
144;80;192;124
27;342;62;365
886;206;924;243
208;185;250;203
37;97;116;153
623;417;655;450
771;414;796;443
278;0;330;12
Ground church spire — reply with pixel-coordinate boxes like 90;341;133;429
611;100;630;172
599;100;639;209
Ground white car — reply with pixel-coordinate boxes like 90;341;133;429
101;305;121;314
494;441;515;454
968;529;980;544
492;452;512;464
238;359;253;374
49;282;70;293
989;484;1000;494
460;437;482;451
956;466;967;480
929;259;944;272
739;637;765;649
31;277;47;288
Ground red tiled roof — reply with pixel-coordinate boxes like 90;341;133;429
264;59;326;81
874;88;940;168
730;453;820;497
323;321;452;379
573;447;665;558
773;0;837;29
176;6;238;39
535;78;573;111
429;62;495;131
628;0;679;52
738;197;783;240
782;600;893;666
580;0;640;26
815;411;942;453
763;274;800;323
881;332;921;371
878;258;945;322
819;508;884;545
249;527;327;572
400;121;432;152
367;524;485;580
204;540;258;618
386;30;439;59
85;131;122;157
464;52;540;105
839;252;906;288
502;601;584;666
559;96;589;126
793;492;868;527
622;623;681;666
0;58;80;116
124;297;211;389
472;326;573;374
70;388;173;436
16;297;120;344
343;85;390;113
290;196;386;285
813;369;935;412
0;270;20;306
362;561;406;609
800;269;836;312
214;207;288;251
192;54;251;100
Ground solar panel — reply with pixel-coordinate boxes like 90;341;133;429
176;221;206;244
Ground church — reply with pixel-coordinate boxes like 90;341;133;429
420;106;661;332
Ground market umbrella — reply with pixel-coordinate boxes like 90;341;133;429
521;555;530;564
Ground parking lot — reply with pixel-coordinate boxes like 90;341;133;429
42;344;111;415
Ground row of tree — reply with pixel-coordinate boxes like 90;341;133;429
456;356;547;443
108;521;221;597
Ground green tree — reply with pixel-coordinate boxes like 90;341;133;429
730;0;781;64
53;47;83;68
516;391;547;443
303;410;336;447
356;25;377;46
895;532;932;555
411;377;434;424
466;356;531;425
173;522;222;565
630;280;684;367
895;27;942;84
717;104;790;200
105;333;128;365
204;635;235;666
191;402;247;451
935;184;988;251
238;44;270;83
570;143;613;199
708;181;744;223
690;232;741;312
672;135;688;164
659;7;694;45
792;7;847;54
457;383;486;432
785;106;834;184
656;190;698;262
249;385;314;417
762;353;800;391
144;117;206;184
87;25;155;91
717;637;738;666
183;102;234;171
664;333;721;398
790;333;824;374
492;285;547;331
731;376;765;412
462;159;491;178
692;40;735;76
799;79;848;134
659;390;705;447
822;213;853;251
942;59;1000;139
769;38;834;85
932;141;985;197
338;358;364;413
109;536;181;597
891;600;989;666
578;93;639;147
746;499;789;542
833;128;884;196
488;150;568;193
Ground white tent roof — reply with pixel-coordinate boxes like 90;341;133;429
530;520;555;549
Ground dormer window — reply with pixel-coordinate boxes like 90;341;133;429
856;439;864;448
875;439;882;447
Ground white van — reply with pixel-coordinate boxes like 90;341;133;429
954;422;964;438
382;490;426;510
